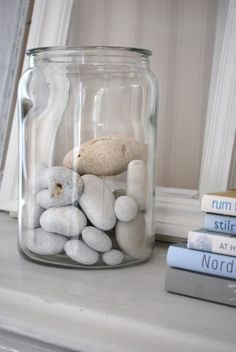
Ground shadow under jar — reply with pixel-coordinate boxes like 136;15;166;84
18;46;158;268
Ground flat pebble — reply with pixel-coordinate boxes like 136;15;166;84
127;160;147;210
63;135;145;176
116;213;150;259
36;189;54;209
65;239;99;265
114;196;138;222
102;250;124;266
25;228;67;255
22;197;44;229
40;206;87;237
36;189;81;209
79;174;116;231
82;226;112;252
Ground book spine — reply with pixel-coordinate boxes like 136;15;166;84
167;245;236;279
204;214;236;235
165;267;236;307
187;231;236;256
201;194;236;216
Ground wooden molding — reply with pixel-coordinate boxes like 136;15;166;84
155;187;204;238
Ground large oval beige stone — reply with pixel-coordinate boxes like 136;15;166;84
63;135;145;176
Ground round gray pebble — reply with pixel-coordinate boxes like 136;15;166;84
36;189;54;209
82;226;112;252
40;206;87;237
114;196;138;222
37;195;79;209
25;228;67;255
102;250;124;266
35;166;83;207
65;239;99;265
48;167;84;207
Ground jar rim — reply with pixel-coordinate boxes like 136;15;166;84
26;46;152;57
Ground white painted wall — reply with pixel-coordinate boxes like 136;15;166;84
67;0;218;190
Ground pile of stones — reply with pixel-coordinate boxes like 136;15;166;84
23;135;149;266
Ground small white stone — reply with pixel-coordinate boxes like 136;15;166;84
48;167;84;207
102;250;124;266
40;206;87;237
36;189;54;209
65;239;99;265
116;213;151;259
36;189;81;209
79;174;116;231
34;167;83;207
114;196;138;222
25;228;67;255
22;197;44;229
127;160;147;210
82;226;112;252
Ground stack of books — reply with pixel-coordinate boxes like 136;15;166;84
165;189;236;307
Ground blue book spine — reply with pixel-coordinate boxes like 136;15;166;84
204;214;236;235
167;244;236;279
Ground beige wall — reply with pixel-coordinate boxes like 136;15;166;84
67;0;218;190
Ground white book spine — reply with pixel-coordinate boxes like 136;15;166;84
201;194;236;216
187;230;236;256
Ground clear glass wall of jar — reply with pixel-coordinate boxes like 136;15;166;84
18;46;158;268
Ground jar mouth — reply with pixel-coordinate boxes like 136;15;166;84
27;46;152;57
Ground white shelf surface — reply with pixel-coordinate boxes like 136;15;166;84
0;212;235;352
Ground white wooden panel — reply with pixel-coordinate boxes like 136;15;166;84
199;0;236;194
167;0;217;189
67;0;106;45
140;0;172;187
0;329;69;352
67;0;218;190
0;0;32;181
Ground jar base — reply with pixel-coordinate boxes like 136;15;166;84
18;246;153;269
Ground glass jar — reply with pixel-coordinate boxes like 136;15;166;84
18;46;158;268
